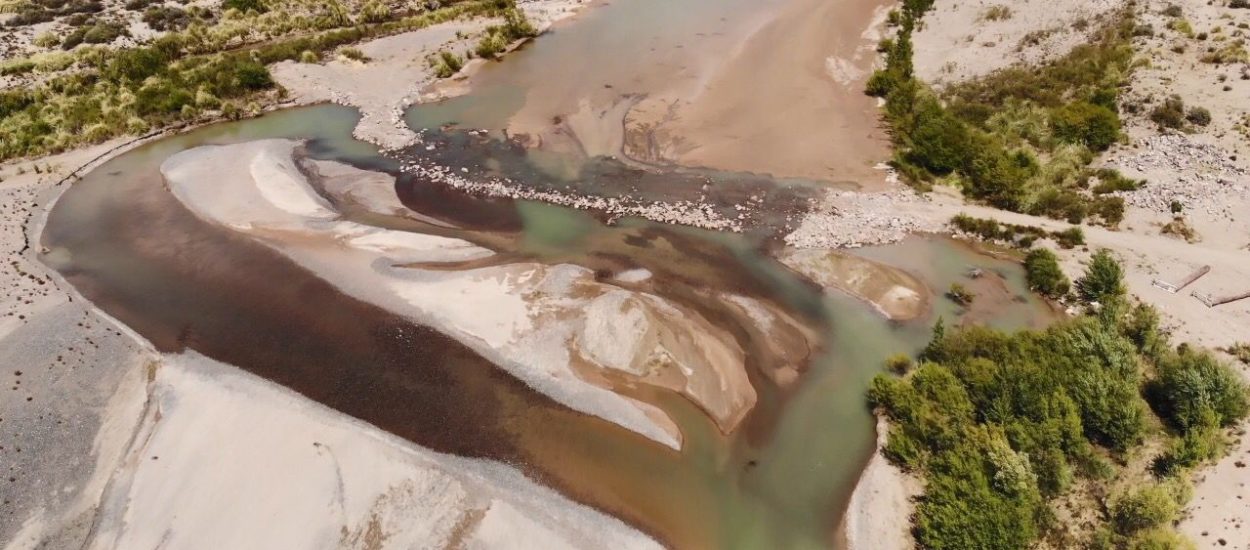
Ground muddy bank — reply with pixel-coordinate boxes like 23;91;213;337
413;0;891;187
622;0;892;186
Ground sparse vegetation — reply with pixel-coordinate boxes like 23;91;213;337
1220;343;1250;365
950;214;1085;249
1186;106;1212;127
1200;39;1249;64
1161;216;1199;242
980;5;1012;22
431;49;463;77
946;283;975;306
868;4;1137;224
339;47;369;62
1149;95;1188;130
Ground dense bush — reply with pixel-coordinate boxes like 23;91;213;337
870;251;1248;548
1149;349;1249;432
1111;481;1187;535
1024;248;1070;298
872;313;1146;547
1052;101;1121;151
906;99;972;174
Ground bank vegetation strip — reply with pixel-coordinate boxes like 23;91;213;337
868;0;1137;227
0;0;529;161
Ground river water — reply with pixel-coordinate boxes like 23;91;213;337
40;0;1054;547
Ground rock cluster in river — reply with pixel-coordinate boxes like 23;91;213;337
398;158;746;231
1111;134;1249;218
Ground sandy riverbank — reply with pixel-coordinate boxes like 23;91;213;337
779;248;929;321
0;140;160;548
840;417;921;550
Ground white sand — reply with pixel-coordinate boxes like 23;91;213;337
76;353;661;550
335;222;496;263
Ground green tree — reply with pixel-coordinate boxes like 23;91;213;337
1076;249;1125;304
1024;248;1070;298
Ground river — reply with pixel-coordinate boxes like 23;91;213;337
39;0;1053;547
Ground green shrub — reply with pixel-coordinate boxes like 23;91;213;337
223;0;266;13
885;353;913;374
1051;101;1121;151
475;32;506;58
1150;348;1249;432
1024;248;1070;298
1091;168;1143;194
874;307;1184;548
1154;423;1225;475
1185;106;1211;127
1092;195;1125;226
1127;528;1194;550
1150;96;1187;130
906;99;972;174
1052;226;1085;248
432;50;463;78
1112;482;1187;535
